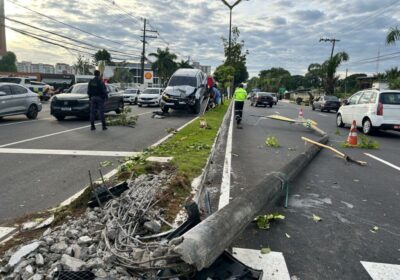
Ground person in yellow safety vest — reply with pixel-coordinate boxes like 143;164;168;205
233;84;248;129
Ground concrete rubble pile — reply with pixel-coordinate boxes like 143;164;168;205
0;171;189;280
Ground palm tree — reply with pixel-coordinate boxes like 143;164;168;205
386;26;400;45
323;52;349;95
149;48;177;86
177;60;193;69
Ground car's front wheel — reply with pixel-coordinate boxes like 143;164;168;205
336;113;345;127
192;99;201;114
312;105;315;111
115;101;124;114
26;105;38;119
362;118;375;135
55;114;66;121
269;103;273;108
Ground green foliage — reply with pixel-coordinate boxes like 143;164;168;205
213;65;235;88
149;47;178;86
93;49;111;65
256;213;285;230
265;136;280;148
73;54;93;75
177;60;193;69
109;67;134;84
341;135;380;149
323;52;349;95
0;51;17;72
386;26;400;45
106;108;138;127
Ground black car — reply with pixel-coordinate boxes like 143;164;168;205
312;95;341;112
250;92;274;107
50;83;124;121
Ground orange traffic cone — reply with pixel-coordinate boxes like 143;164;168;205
298;108;304;119
347;120;358;146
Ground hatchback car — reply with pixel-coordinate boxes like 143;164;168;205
336;89;400;134
122;88;140;105
50;83;124;121
138;88;163;107
250;92;274;107
312;95;341;112
0;83;42;119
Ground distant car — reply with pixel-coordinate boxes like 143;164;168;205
250;92;274;107
160;68;207;114
137;88;163;107
50;83;124;121
269;93;278;105
0;83;42;119
337;89;400;134
312;95;340;112
122;88;140;105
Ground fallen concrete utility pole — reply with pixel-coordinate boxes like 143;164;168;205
173;133;329;270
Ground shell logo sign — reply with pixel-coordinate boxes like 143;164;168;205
144;71;153;83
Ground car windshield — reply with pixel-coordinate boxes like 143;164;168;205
380;92;400;104
324;96;339;101
70;84;88;94
143;89;160;94
0;77;22;83
168;76;197;87
126;89;138;94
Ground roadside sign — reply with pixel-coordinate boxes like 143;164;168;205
144;71;153;83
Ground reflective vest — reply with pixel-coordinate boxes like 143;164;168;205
234;88;247;101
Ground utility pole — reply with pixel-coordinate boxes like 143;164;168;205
345;68;348;95
0;0;7;55
141;18;157;85
319;38;340;59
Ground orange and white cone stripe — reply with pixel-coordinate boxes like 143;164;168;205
299;108;304;119
347;120;358;146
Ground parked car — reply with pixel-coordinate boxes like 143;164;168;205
0;83;42;119
250;92;274;107
138;88;163;107
336;89;400;134
269;93;278;105
50;83;124;121
312;95;340;112
122;88;140;105
160;68;207;114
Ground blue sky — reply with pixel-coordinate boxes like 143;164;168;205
5;0;400;77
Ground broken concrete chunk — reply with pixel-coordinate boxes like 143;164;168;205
77;236;92;245
34;254;44;266
8;242;40;267
50;241;68;254
35;215;54;229
60;254;86;272
144;220;161;233
30;274;44;280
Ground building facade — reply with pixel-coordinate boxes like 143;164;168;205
55;63;72;74
191;61;211;75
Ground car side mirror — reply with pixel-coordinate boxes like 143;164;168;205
0;91;6;96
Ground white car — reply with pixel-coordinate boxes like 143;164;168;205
269;93;278;105
138;88;163;107
122;88;140;105
336;89;400;134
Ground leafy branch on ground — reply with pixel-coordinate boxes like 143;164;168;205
265;136;281;148
106;107;138;127
341;134;379;149
255;213;285;230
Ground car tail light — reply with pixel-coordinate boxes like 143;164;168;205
377;102;383;116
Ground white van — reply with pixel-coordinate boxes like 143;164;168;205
336;89;400;134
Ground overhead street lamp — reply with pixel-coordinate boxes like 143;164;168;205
220;0;249;63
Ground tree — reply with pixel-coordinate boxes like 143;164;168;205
177;60;193;69
0;51;17;72
109;67;134;85
305;63;324;89
73;55;93;75
149;47;177;86
213;65;235;89
386;26;400;45
323;52;349;95
93;49;111;65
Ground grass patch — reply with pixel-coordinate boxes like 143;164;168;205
341;134;380;149
106;107;138;127
265;136;281;148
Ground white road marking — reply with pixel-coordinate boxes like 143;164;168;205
0;124;98;148
361;261;400;280
150;117;199;147
218;105;234;210
0;117;52;127
318;113;327;117
0;148;141;157
233;248;291;280
0;227;17;243
364;153;400;172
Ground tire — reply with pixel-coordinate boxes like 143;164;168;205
192;99;201;114
115;101;124;114
269;103;273;108
312;105;315;111
362;118;375;135
336;114;345;127
138;104;142;107
250;103;253;106
26;105;38;119
55;114;66;121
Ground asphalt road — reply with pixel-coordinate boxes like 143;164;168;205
0;102;199;223
226;101;400;279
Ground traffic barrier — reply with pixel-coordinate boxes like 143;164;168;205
347;120;358;146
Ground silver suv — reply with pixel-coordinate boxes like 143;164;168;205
0;83;42;119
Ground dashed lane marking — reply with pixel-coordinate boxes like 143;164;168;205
361;261;400;280
233;248;291;280
0;148;141;157
364;153;400;172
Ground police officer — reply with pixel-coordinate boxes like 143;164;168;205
88;70;108;131
233;84;247;129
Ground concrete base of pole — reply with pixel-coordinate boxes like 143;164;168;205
173;134;329;270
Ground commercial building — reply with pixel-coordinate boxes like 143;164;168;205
55;63;72;74
190;61;211;75
17;61;56;74
104;62;161;87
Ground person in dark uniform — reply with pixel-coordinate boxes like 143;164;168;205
87;70;108;131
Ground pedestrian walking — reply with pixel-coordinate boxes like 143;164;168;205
233;84;247;129
88;70;108;131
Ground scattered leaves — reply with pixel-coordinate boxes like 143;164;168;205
100;160;113;167
165;128;177;134
106;108;138;127
288;147;296;151
256;213;285;230
285;233;291;239
265;136;281;148
260;247;271;254
312;214;322;222
335;129;341;136
370;226;379;233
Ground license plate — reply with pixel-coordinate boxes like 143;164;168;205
61;107;72;111
394;125;400;129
